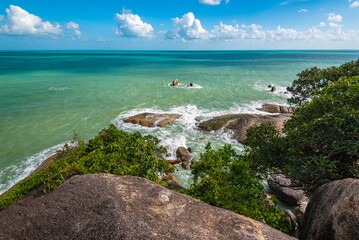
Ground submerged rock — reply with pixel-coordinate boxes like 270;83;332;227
268;174;305;206
300;178;359;240
0;174;295;240
196;114;291;143
257;104;294;114
124;113;181;127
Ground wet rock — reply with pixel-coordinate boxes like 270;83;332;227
196;114;291;143
271;86;276;92
181;160;191;170
161;173;180;185
166;153;172;157
268;174;305;206
187;147;193;153
199;137;207;140
297;197;309;224
268;83;274;88
124;113;181;127
0;174;295;240
257;104;294;114
168;159;181;165
172;79;178;86
300;178;359;240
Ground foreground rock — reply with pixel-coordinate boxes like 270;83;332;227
124;113;181;127
268;174;304;206
196;114;291;143
0;174;295;240
257;104;294;114
300;178;359;240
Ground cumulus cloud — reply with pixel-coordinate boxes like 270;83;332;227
242;24;266;39
328;13;343;22
115;9;153;37
171;12;212;41
211;22;246;40
350;1;359;7
66;21;81;38
298;9;308;13
0;5;62;35
199;0;229;5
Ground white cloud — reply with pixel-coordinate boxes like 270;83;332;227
66;21;81;38
115;9;153;37
172;12;212;40
267;25;304;40
0;5;62;35
199;0;229;5
350;1;359;7
211;22;246;40
328;13;343;22
242;24;266;39
279;1;289;5
328;22;343;28
298;9;308;13
319;22;326;27
0;15;4;21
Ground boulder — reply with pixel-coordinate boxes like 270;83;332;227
196;114;291;143
297;197;309;223
181;160;191;170
300;178;359;240
124;113;181;127
0;174;296;240
268;174;305;206
257;104;294;114
187;147;193;153
161;173;180;185
172;79;179;86
176;147;193;162
271;86;276;92
168;159;181;165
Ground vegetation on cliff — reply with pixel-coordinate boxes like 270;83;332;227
245;75;359;191
0;125;173;210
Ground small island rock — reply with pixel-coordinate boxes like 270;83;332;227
124;113;181;127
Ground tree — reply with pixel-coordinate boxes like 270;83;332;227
288;59;359;106
245;76;359;190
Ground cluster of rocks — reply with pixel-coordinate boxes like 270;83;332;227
124;113;182;127
167;146;195;170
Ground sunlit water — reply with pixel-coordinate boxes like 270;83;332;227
1;50;359;194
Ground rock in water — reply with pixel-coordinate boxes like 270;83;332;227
257;104;294;114
196;114;291;143
0;174;296;240
172;79;178;86
300;178;359;240
268;174;305;206
124;113;181;127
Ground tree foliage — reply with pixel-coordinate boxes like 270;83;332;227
245;76;359;190
0;124;172;210
288;59;359;106
186;143;293;233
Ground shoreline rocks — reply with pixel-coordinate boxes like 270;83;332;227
0;174;296;240
268;174;305;206
176;146;194;170
196;113;291;143
257;104;295;114
124;113;181;127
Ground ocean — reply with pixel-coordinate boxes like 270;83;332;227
1;50;359;194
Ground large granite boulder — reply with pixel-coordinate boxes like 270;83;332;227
196;114;291;143
268;174;305;206
300;178;359;240
257;104;294;114
0;174;295;240
124;113;181;127
176;146;194;169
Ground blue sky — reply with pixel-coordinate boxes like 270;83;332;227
0;0;358;50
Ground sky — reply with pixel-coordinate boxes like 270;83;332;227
0;0;358;50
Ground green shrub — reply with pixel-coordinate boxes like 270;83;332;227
0;124;172;210
186;143;292;233
245;76;359;190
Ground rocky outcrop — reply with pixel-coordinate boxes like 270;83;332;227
257;104;294;114
176;146;194;169
172;79;178;86
196;114;291;143
300;178;359;240
0;174;295;240
124;113;181;127
268;174;305;206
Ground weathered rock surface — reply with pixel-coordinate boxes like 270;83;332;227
268;174;305;206
124;113;181;127
172;79;178;86
168;159;181;165
300;178;359;240
257;104;294;114
196;114;291;143
161;173;180;185
0;174;295;240
176;146;194;169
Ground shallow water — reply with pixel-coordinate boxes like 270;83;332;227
1;50;359;193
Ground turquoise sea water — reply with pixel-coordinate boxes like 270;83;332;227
1;50;359;193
